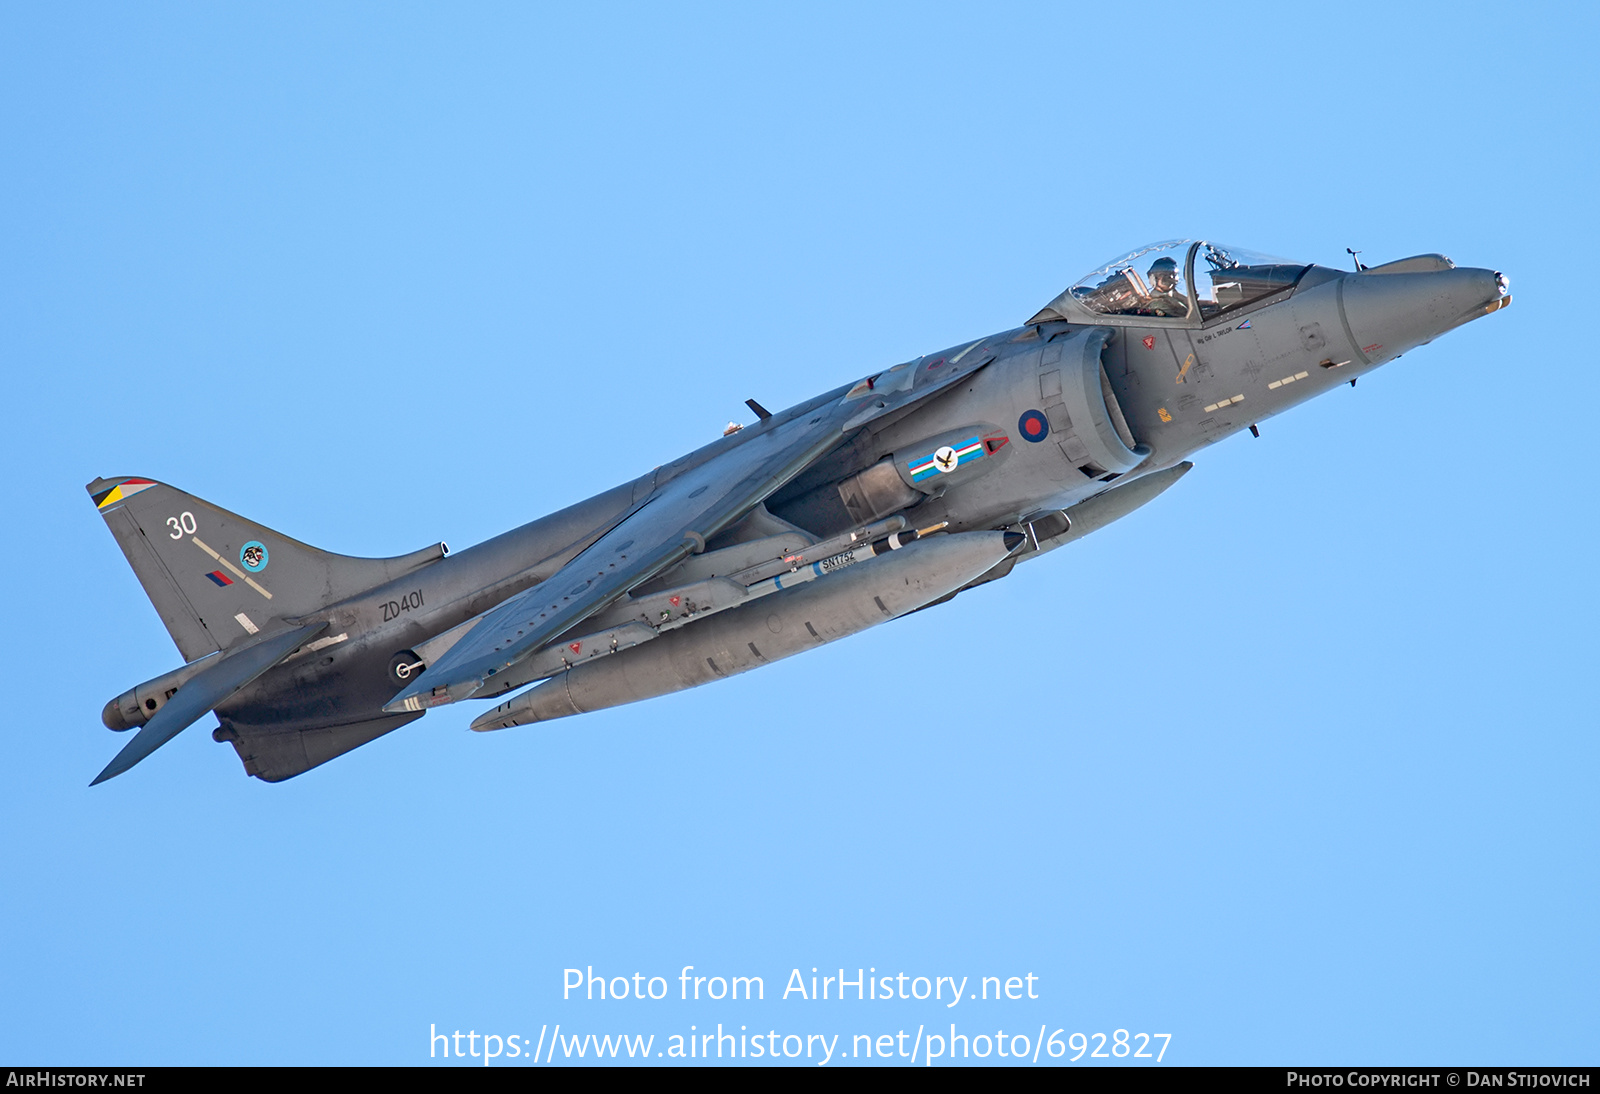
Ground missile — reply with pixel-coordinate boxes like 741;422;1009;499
736;520;949;595
470;528;1023;730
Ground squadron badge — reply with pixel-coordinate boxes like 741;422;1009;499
240;541;268;572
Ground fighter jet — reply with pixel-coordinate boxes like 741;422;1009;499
86;240;1509;784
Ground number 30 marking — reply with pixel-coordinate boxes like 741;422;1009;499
166;512;197;539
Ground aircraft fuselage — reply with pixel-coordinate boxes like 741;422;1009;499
90;243;1508;781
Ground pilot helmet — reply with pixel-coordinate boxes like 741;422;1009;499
1148;256;1179;280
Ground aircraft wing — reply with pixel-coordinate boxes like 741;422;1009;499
385;346;996;712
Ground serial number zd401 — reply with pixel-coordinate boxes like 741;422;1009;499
381;589;425;622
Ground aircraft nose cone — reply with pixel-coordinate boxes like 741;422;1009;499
1340;267;1507;364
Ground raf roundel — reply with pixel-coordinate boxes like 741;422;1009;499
1018;409;1050;443
240;541;269;573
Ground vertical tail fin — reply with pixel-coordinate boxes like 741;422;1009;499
88;476;446;661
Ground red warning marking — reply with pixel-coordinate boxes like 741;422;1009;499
926;357;946;369
1142;336;1156;350
669;595;681;607
1363;343;1383;354
569;642;582;655
983;435;1009;453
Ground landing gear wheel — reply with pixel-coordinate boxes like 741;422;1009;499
388;650;425;685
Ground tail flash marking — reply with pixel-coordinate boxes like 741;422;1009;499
191;536;273;600
205;571;233;587
93;479;156;510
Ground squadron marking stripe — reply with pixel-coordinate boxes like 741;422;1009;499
907;439;982;471
907;436;984;482
191;536;273;600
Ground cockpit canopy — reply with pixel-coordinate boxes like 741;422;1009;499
1031;240;1310;324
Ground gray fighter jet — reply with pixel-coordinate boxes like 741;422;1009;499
87;240;1509;784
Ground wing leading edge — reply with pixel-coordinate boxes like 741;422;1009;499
385;350;996;713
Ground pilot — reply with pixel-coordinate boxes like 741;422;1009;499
1143;256;1188;317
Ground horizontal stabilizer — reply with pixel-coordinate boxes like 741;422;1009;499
90;622;328;786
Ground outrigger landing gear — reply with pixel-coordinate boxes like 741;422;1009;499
389;651;425;683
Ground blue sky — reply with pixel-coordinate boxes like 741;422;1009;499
2;2;1594;1066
